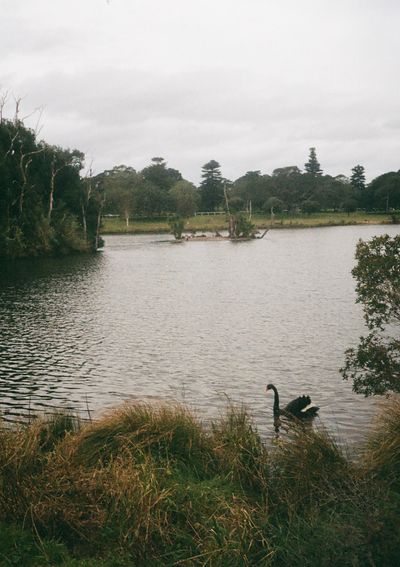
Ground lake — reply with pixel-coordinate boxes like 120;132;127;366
1;224;399;445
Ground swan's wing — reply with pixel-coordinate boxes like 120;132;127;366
284;395;312;416
302;406;319;418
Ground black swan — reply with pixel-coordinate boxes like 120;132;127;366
266;383;319;420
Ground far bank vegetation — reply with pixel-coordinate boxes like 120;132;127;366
99;150;400;237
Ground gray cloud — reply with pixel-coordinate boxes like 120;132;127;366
1;0;400;182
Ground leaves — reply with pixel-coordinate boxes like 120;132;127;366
341;235;400;395
353;235;400;330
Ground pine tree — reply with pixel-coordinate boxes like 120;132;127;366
304;147;322;176
199;160;224;211
350;165;366;192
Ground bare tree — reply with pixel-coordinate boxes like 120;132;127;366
0;90;9;124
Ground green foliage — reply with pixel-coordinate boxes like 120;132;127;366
168;215;185;239
2;120;399;250
227;196;245;212
264;196;285;213
350;164;366;192
52;214;90;254
228;212;256;238
99;160;195;219
234;212;255;237
141;157;182;193
232;170;268;210
342;197;358;214
169;179;199;217
301;199;320;214
98;165;138;224
368;171;400;212
0;523;69;566
0;118;102;257
341;234;400;395
229;156;361;215
199;160;224;211
304;147;322;176
272;166;301;176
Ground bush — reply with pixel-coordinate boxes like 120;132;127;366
168;215;185;239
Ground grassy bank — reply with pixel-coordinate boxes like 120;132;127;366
101;212;394;235
1;399;400;566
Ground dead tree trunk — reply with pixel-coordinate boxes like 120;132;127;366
48;160;65;221
81;173;92;242
94;191;105;251
18;147;43;214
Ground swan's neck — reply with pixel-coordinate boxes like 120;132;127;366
270;385;280;415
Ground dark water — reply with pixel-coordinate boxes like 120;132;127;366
1;225;399;445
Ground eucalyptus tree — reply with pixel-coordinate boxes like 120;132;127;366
368;172;400;212
271;168;305;212
99;165;138;226
169;179;199;217
232;170;269;210
141;157;182;193
272;166;301;176
0;115;102;257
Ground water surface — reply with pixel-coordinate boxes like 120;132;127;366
1;225;399;445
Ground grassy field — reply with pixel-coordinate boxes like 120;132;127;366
101;212;394;235
1;398;400;566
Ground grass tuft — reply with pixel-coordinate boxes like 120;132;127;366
363;394;400;488
211;405;269;493
1;399;400;565
270;426;351;510
72;403;213;475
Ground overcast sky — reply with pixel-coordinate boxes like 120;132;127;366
2;0;399;182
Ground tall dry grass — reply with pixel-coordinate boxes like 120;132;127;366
363;394;400;488
0;399;400;566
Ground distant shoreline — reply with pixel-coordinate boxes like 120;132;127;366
101;212;397;235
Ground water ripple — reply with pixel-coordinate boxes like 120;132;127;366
1;226;399;444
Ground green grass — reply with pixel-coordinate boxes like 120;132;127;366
1;399;400;565
101;212;394;235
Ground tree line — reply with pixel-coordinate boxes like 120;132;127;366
0;111;104;258
100;148;400;222
2;103;400;259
